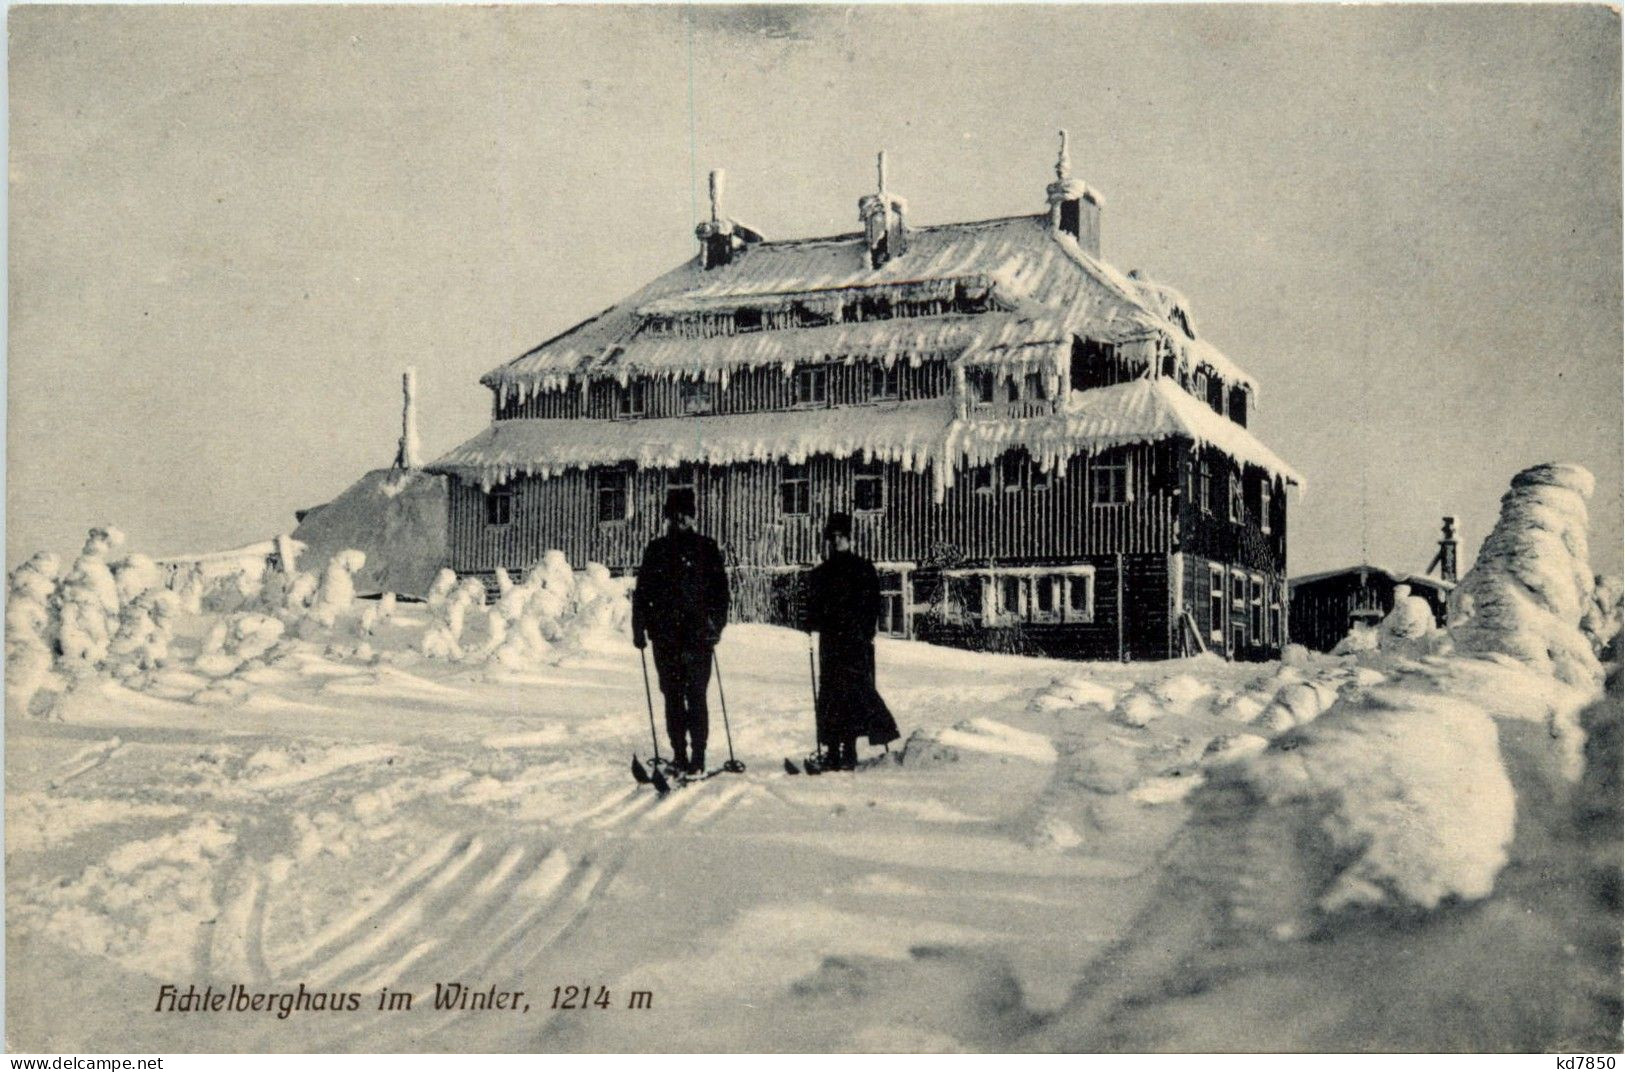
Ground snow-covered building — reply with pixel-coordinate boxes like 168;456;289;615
1288;519;1459;652
426;137;1301;660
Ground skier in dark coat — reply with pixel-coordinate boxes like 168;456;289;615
632;489;730;775
806;512;900;771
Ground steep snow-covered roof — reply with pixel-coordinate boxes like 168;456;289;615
483;215;1257;396
429;378;1300;497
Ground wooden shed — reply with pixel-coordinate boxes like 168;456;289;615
1287;566;1454;653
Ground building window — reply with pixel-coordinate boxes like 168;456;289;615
1091;454;1131;504
1030;459;1053;491
1024;371;1048;401
486;485;513;526
1207;374;1226;415
1230;386;1249;427
998;575;1023;619
1034;576;1059;619
871;363;900;400
1066;573;1095;622
1209;565;1226;644
735;307;763;333
971;464;994;494
853;459;885;512
681;379;714;415
1001;452;1027;492
1193;369;1208;403
1250;573;1265;642
877;573;907;636
959;576;983;622
668;464;696;501
1197;458;1213;515
968;368;996;405
596;471;628;523
780;464;811;515
617;381;645;418
1006;375;1021;403
1229;470;1244;523
1231;571;1248;652
1269;584;1283;646
1260;479;1272;535
793;366;828;407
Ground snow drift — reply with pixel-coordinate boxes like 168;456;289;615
290;468;449;600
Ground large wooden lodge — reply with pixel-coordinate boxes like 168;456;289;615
425;138;1302;660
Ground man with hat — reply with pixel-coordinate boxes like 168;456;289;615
805;512;901;770
632;488;731;775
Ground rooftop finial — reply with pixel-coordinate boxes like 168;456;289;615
708;168;725;222
1055;129;1071;182
876;150;888;196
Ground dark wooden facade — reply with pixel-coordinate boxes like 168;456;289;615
442;424;1288;661
1288;568;1451;653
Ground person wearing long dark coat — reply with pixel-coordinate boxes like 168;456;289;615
631;489;730;775
806;512;900;771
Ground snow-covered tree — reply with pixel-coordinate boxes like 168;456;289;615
1449;463;1602;688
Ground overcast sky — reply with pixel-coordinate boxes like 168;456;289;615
9;4;1621;577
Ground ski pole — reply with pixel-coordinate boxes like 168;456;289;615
808;633;823;764
639;647;662;763
712;651;745;773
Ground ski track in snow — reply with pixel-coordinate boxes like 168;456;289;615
7;616;1339;1052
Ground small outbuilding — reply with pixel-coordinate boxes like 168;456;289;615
1288;566;1454;653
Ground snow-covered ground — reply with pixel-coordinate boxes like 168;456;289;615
5;463;1621;1053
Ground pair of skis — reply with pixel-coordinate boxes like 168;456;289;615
630;754;729;795
633;647;746;796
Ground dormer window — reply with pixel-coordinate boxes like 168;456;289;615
968;368;996;405
1229;385;1249;427
735;307;763;333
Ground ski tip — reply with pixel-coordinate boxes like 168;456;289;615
783;758;800;775
650;769;671;795
631;755;651;784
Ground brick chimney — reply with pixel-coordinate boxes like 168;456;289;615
695;169;762;269
1428;516;1459;582
1047;129;1103;256
859;151;908;269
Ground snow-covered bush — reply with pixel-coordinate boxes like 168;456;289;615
1449;463;1602;688
421;576;487;660
358;592;397;636
111;553;164;606
107;589;183;680
55;527;126;674
416;555;631;666
195;613;286;679
6;552;64;714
